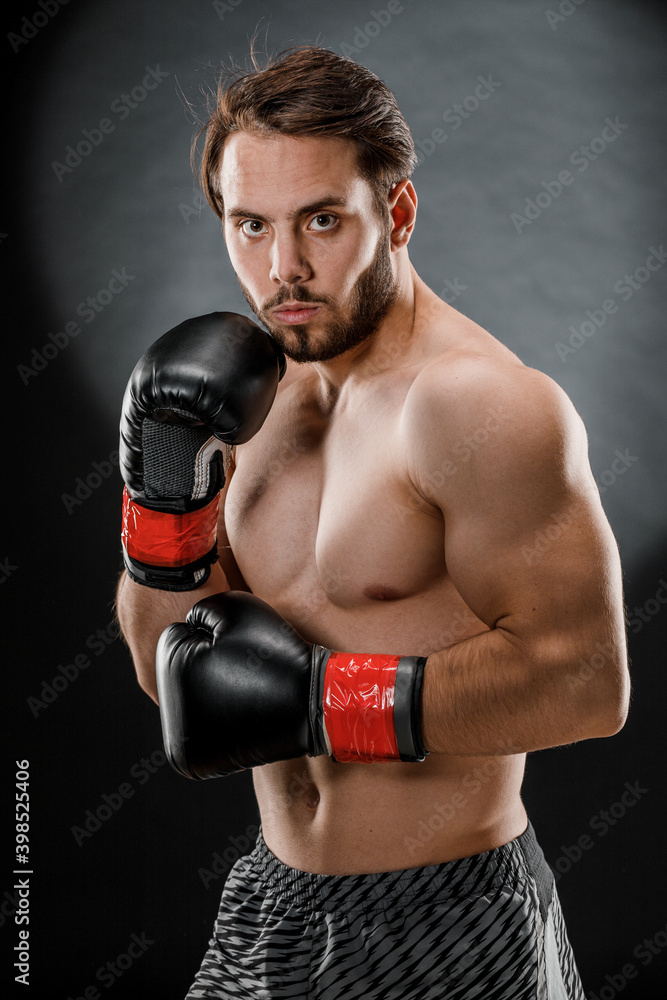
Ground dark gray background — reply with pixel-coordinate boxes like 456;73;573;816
4;0;666;996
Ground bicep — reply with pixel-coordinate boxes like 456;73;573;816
409;369;625;660
444;472;619;660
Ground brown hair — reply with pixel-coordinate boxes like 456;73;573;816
192;43;417;223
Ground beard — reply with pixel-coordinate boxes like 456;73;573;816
236;226;398;363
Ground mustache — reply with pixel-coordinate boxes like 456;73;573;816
263;288;333;311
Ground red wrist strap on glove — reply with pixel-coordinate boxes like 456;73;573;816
121;486;220;567
121;485;220;591
321;651;428;763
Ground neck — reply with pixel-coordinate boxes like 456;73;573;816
311;256;422;395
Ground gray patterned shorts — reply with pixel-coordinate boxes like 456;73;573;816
186;821;585;999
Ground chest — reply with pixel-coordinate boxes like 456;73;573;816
224;387;445;614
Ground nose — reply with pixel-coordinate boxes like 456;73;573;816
269;231;312;286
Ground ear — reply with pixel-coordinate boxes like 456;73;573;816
388;179;417;250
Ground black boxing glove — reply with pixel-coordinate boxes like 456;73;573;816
156;591;428;779
119;312;285;590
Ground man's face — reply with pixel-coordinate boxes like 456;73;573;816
219;133;398;363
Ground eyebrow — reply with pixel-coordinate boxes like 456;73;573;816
225;195;349;223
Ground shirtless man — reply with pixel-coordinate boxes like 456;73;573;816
116;46;629;999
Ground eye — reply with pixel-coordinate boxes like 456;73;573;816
240;220;268;237
308;213;337;232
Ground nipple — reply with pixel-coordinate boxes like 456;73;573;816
364;585;402;602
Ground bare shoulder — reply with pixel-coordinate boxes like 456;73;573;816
403;335;591;505
408;288;579;427
411;348;584;433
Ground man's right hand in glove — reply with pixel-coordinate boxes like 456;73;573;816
119;311;285;592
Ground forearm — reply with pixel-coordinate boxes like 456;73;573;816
115;562;229;703
420;624;627;757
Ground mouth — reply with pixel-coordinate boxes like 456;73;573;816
272;304;322;325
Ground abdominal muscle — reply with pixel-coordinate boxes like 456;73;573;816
253;750;528;875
